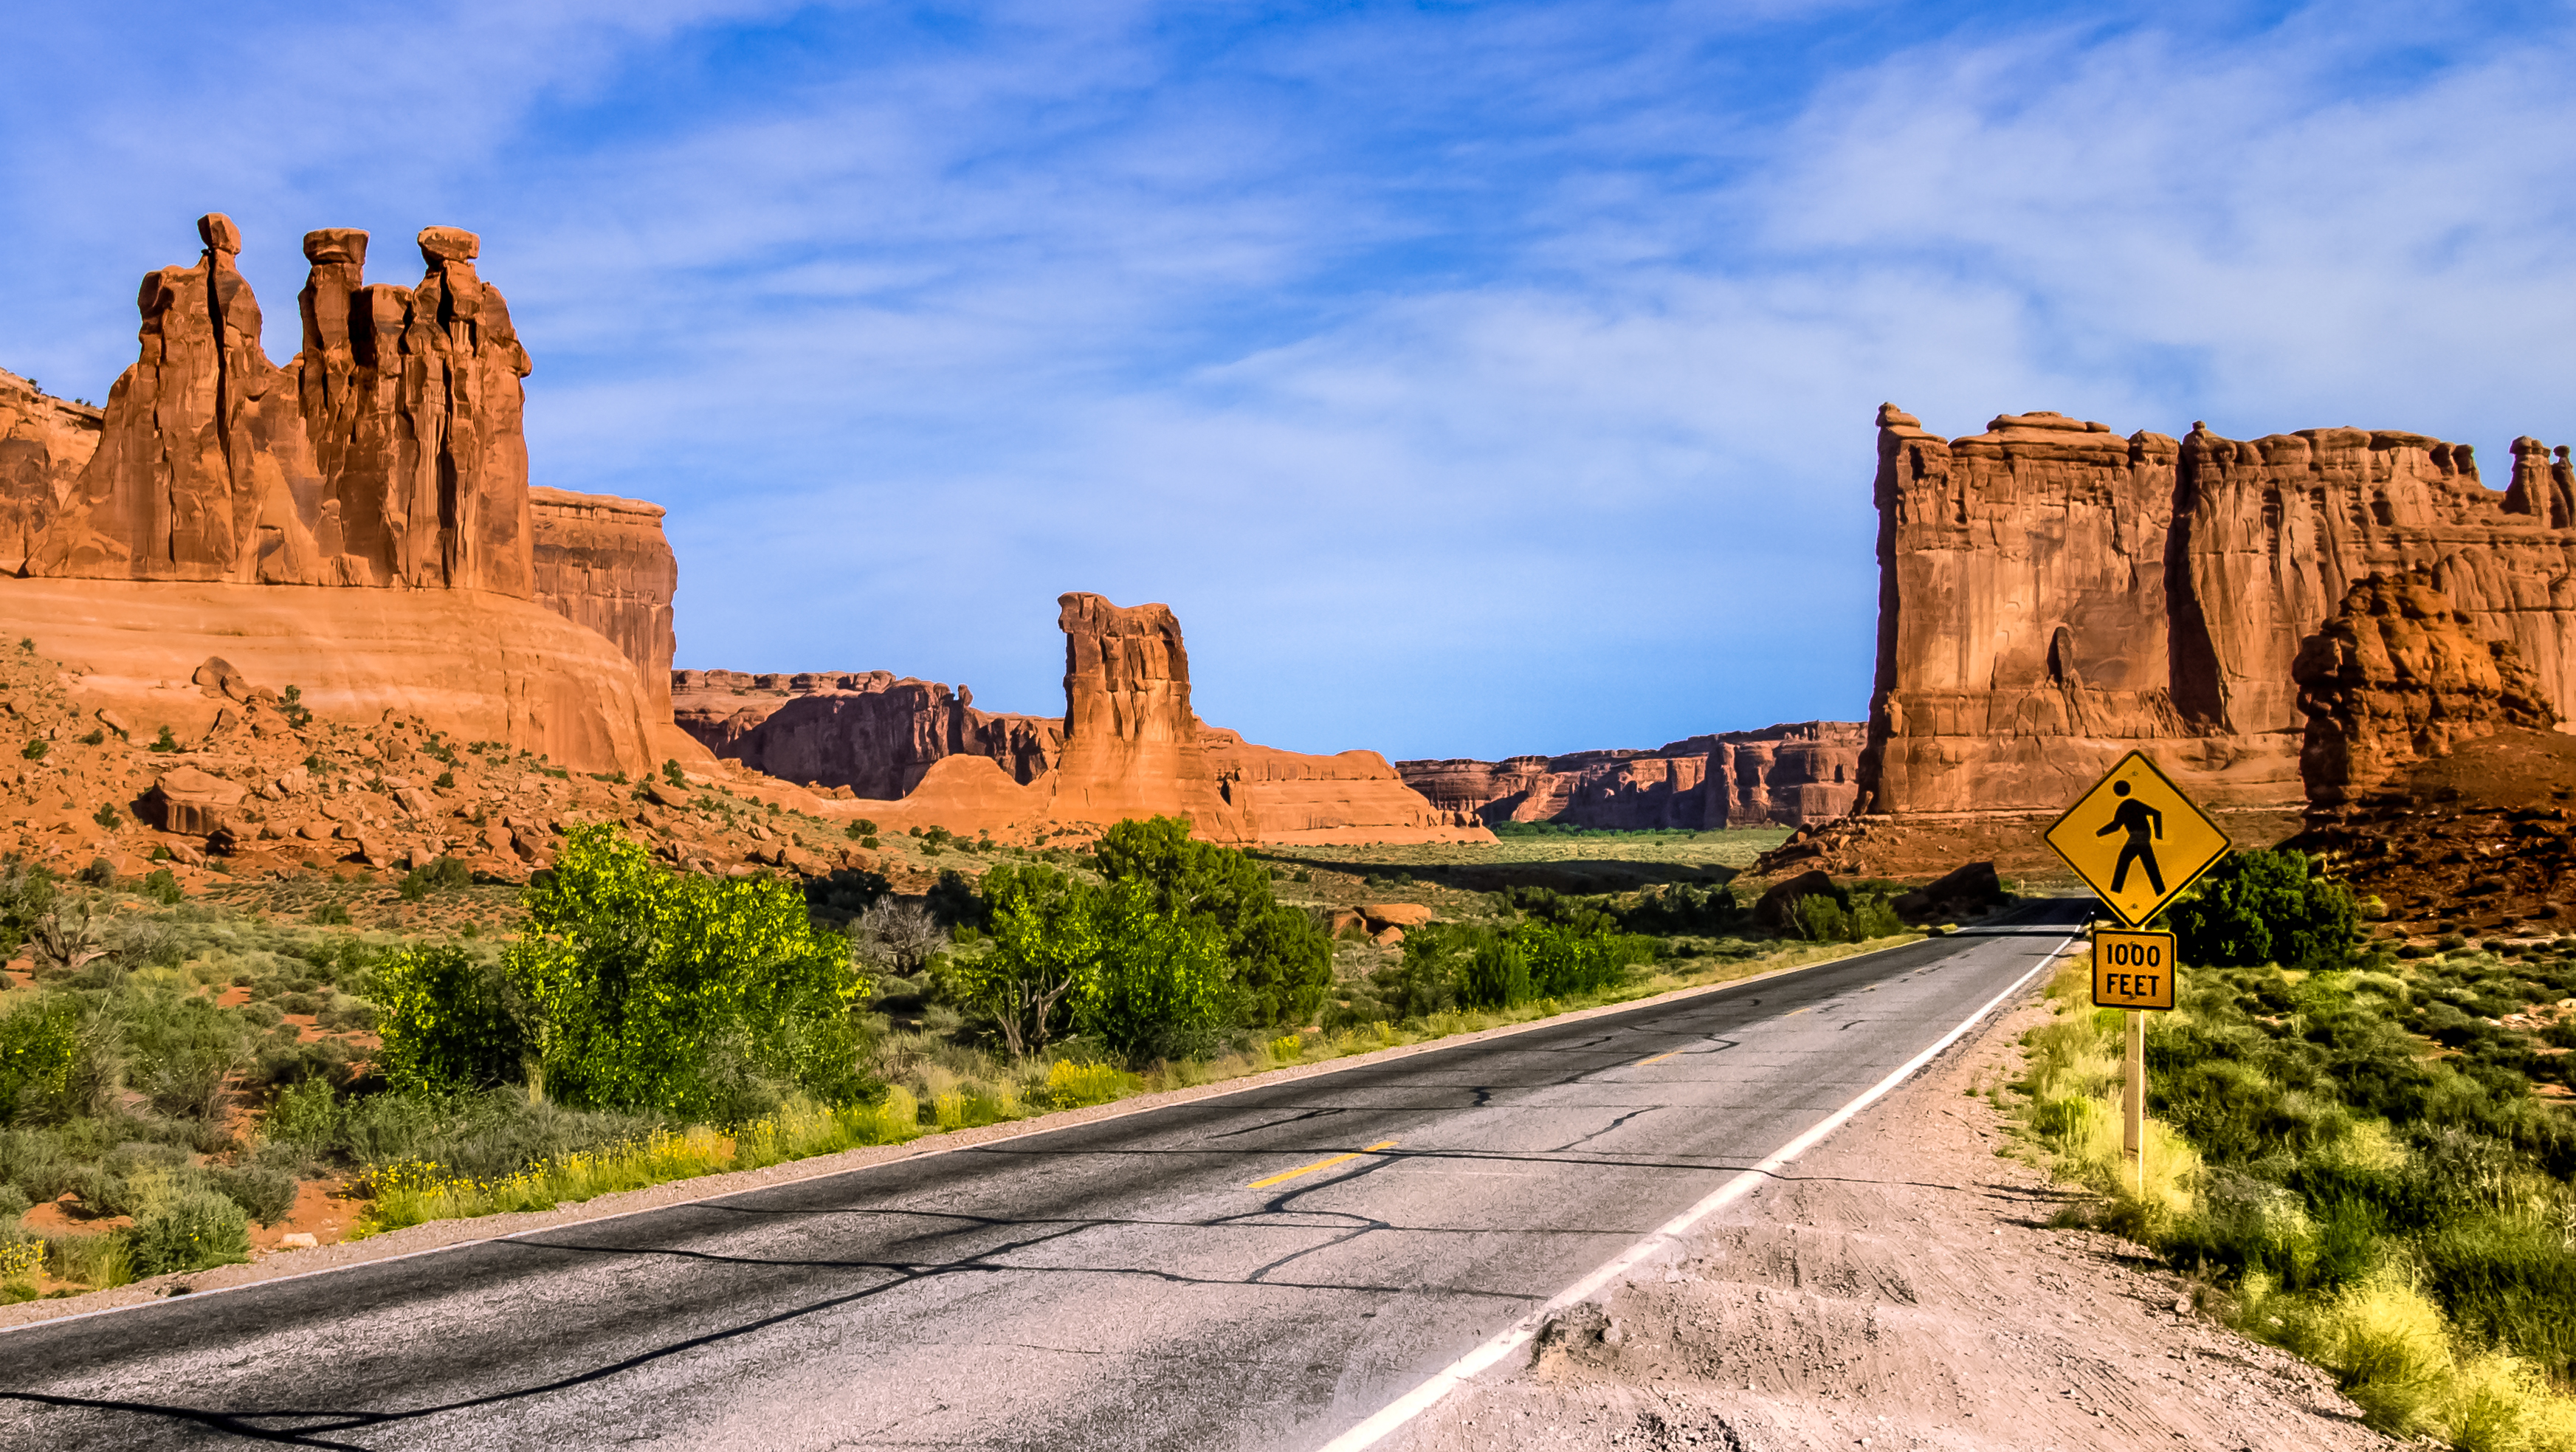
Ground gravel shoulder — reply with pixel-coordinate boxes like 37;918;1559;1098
1383;968;2400;1452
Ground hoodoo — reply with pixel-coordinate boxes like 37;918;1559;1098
1;216;690;774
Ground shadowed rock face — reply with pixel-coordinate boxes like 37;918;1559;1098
1397;722;1864;829
2293;573;2559;807
1863;405;2576;818
670;670;1063;797
0;367;101;576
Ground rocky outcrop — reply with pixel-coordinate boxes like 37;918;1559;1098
1047;592;1249;836
1863;405;2576;819
0;367;102;576
1200;727;1478;843
670;670;1062;797
1;216;677;774
2293;573;2558;807
1398;722;1863;829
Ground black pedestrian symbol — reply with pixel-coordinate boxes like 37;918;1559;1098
2097;780;2164;895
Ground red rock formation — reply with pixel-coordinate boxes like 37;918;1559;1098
1199;727;1477;843
1047;592;1248;836
0;367;101;576
531;488;678;722
1398;722;1862;828
720;593;1487;844
1863;404;2576;820
1;216;678;774
670;670;1061;797
2293;573;2558;806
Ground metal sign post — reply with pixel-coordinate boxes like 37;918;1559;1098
2049;754;2227;1198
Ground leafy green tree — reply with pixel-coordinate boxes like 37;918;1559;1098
372;946;527;1093
962;863;1101;1056
1075;886;1231;1062
1092;816;1331;1028
503;826;869;1115
2163;849;2358;971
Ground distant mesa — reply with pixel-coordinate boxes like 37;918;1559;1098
1396;723;1862;830
0;215;698;774
680;592;1491;846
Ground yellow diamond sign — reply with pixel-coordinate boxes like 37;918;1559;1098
2044;751;2232;928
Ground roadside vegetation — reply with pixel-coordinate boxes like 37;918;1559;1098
2015;847;2576;1449
0;818;1920;1301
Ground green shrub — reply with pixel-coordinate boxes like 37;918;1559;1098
2166;848;2359;971
309;901;353;926
0;996;80;1124
506;825;869;1115
148;726;179;754
373;946;527;1093
207;1163;299;1226
90;802;118;830
1092;816;1332;1029
397;856;472;901
47;1232;128;1288
140;867;182;905
123;1189;250;1278
1072;888;1232;1063
18;740;44;763
124;991;250;1121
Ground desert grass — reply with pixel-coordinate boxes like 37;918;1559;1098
2016;956;2576;1451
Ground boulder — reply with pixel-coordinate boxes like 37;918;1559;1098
2293;573;2559;807
148;768;245;836
1891;861;2004;924
1361;903;1436;929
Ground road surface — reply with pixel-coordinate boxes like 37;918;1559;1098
0;901;2086;1449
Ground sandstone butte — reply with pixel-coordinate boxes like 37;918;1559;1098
1862;404;2576;826
679;593;1491;847
0;216;703;777
1395;722;1862;830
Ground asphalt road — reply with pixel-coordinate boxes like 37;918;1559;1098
0;901;2087;1451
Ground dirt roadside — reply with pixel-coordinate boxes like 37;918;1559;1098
1383;963;2397;1452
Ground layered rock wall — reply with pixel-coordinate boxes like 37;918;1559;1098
531;487;678;721
1864;405;2576;818
1048;591;1250;836
1398;721;1863;828
670;670;1061;797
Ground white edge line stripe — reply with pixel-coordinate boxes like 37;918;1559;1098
1314;929;2080;1452
2;931;1942;1339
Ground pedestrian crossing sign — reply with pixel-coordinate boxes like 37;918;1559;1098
2044;751;2232;929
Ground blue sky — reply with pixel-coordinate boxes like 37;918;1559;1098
6;1;2573;760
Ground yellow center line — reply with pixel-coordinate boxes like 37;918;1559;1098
1634;1050;1681;1066
1247;1140;1399;1190
1783;1005;1813;1016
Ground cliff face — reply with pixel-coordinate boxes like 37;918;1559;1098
0;368;102;576
1864;405;2576;817
1397;722;1863;828
2293;573;2559;807
1;216;681;774
670;670;1062;797
531;487;679;722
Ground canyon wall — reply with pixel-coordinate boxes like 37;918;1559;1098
1863;405;2576;819
1398;721;1863;829
671;670;1061;796
1;216;683;773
